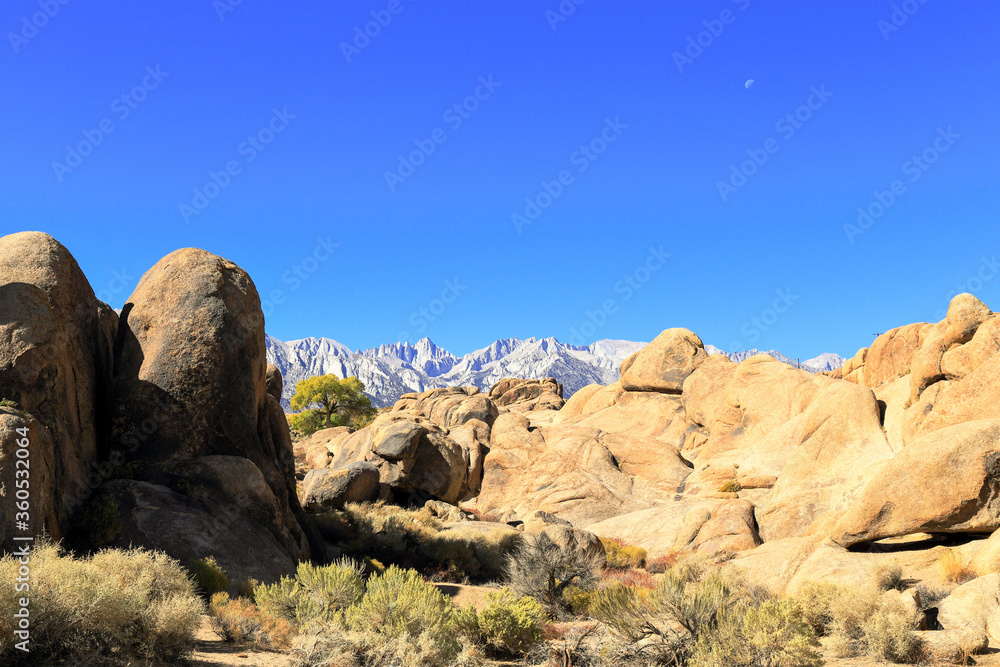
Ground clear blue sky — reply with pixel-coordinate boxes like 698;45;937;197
2;1;997;358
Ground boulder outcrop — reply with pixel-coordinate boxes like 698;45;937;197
95;248;313;578
0;232;117;549
488;377;564;412
832;419;1000;547
313;387;493;505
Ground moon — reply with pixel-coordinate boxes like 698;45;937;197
745;79;755;89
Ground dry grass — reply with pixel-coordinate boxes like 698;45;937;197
209;592;295;650
791;581;923;664
0;541;203;665
938;549;977;584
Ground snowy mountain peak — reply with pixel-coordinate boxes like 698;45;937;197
265;335;643;410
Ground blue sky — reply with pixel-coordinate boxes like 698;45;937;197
2;1;997;358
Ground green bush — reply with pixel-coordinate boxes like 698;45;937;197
0;541;202;665
689;598;822;667
184;555;230;599
255;559;365;625
345;566;457;647
332;502;521;584
458;588;545;657
590;565;821;667
422;535;482;582
601;537;648;570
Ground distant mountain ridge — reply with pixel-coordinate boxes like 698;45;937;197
265;335;646;409
704;345;846;372
266;335;846;410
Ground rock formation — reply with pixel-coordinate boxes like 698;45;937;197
0;235;318;583
0;232;117;550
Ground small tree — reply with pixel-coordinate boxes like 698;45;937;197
505;532;602;614
290;375;375;436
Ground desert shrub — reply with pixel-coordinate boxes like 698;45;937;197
184;555;230;599
332;502;521;584
872;563;906;591
345;566;457;647
441;524;523;581
458;588;545;657
0;541;202;665
719;480;742;493
863;606;923;663
563;584;597;616
342;501;440;560
689;598;822;667
506;532;603;613
422;535;481;582
288;564;486;667
589;570;733;665
255;558;365;625
792;581;923;663
938;549;976;584
791;581;841;636
590;565;821;667
291;624;484;667
601;537;647;570
209;592;295;650
603;566;657;589
647;552;681;574
915;583;948;611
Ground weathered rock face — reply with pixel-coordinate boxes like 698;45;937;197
314;387;493;505
521;510;606;565
937;574;1000;644
0;409;57;549
476;410;691;527
0;232;117;548
620;328;706;394
862;323;930;388
831;419;1000;547
301;462;380;512
478;330;892;551
101;248;312;578
488;377;564;412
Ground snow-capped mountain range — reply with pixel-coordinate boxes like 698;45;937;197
265;334;846;410
265;335;646;409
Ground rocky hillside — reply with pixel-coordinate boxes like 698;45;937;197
297;294;1000;654
265;335;645;408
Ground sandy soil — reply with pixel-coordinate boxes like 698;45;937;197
185;617;291;667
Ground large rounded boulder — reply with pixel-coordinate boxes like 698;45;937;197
104;248;314;578
0;232;117;549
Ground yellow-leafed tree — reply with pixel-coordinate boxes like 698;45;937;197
290;375;375;436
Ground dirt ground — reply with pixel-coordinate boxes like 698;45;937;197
186;617;291;667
